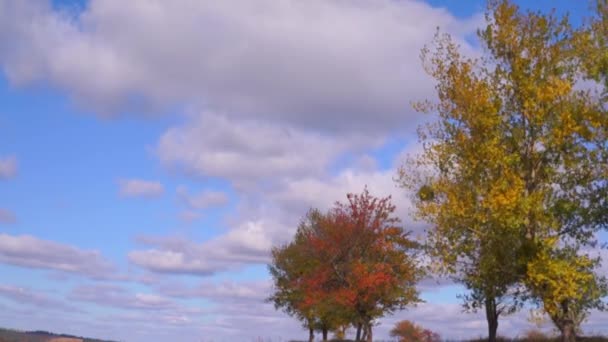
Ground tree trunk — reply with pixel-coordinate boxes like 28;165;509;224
322;327;328;341
356;323;362;341
560;319;576;342
559;300;576;342
560;321;576;342
485;297;499;342
308;327;314;342
551;300;577;342
365;323;373;342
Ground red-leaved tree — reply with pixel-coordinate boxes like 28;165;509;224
295;188;423;342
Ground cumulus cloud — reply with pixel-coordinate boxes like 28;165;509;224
119;179;164;198
0;284;81;312
0;233;117;279
177;210;202;223
129;219;279;276
69;284;179;311
0;0;480;132
272;168;409;220
158;113;363;186
129;247;218;276
0;155;17;179
68;283;208;340
0;208;16;224
158;280;271;303
205;300;303;340
176;186;229;210
129;166;429;279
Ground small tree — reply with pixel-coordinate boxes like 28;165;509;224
269;189;423;342
302;189;423;342
526;246;607;341
390;320;441;342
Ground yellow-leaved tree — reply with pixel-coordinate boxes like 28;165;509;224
399;1;608;342
526;245;606;339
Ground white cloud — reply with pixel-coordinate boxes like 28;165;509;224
0;155;17;179
119;179;164;198
129;164;429;278
0;0;480;133
0;208;16;224
129;219;279;276
158;280;270;303
0;233;117;279
129;248;218;276
176;186;229;210
69;284;179;311
177;210;202;223
0;284;81;312
271;166;427;236
158;113;362;186
133;141;428;277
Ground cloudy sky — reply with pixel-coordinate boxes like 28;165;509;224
0;1;605;341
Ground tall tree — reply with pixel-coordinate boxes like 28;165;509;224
400;1;608;341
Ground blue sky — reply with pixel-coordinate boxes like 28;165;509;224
0;1;605;341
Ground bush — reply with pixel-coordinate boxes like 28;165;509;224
390;320;441;342
522;329;551;341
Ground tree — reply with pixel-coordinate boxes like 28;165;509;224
304;189;423;342
399;1;608;342
269;189;423;342
267;216;316;342
389;320;441;342
526;245;607;339
268;209;344;342
456;227;523;341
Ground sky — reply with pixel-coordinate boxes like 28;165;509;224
0;1;605;341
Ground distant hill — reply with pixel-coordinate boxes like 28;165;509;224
0;328;119;342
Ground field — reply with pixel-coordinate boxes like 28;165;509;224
2;327;607;342
0;328;117;342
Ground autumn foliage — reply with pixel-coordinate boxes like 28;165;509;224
389;320;441;342
268;189;422;342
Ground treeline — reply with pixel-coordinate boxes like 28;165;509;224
268;1;608;342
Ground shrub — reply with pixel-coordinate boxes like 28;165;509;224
390;320;441;342
522;329;551;341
